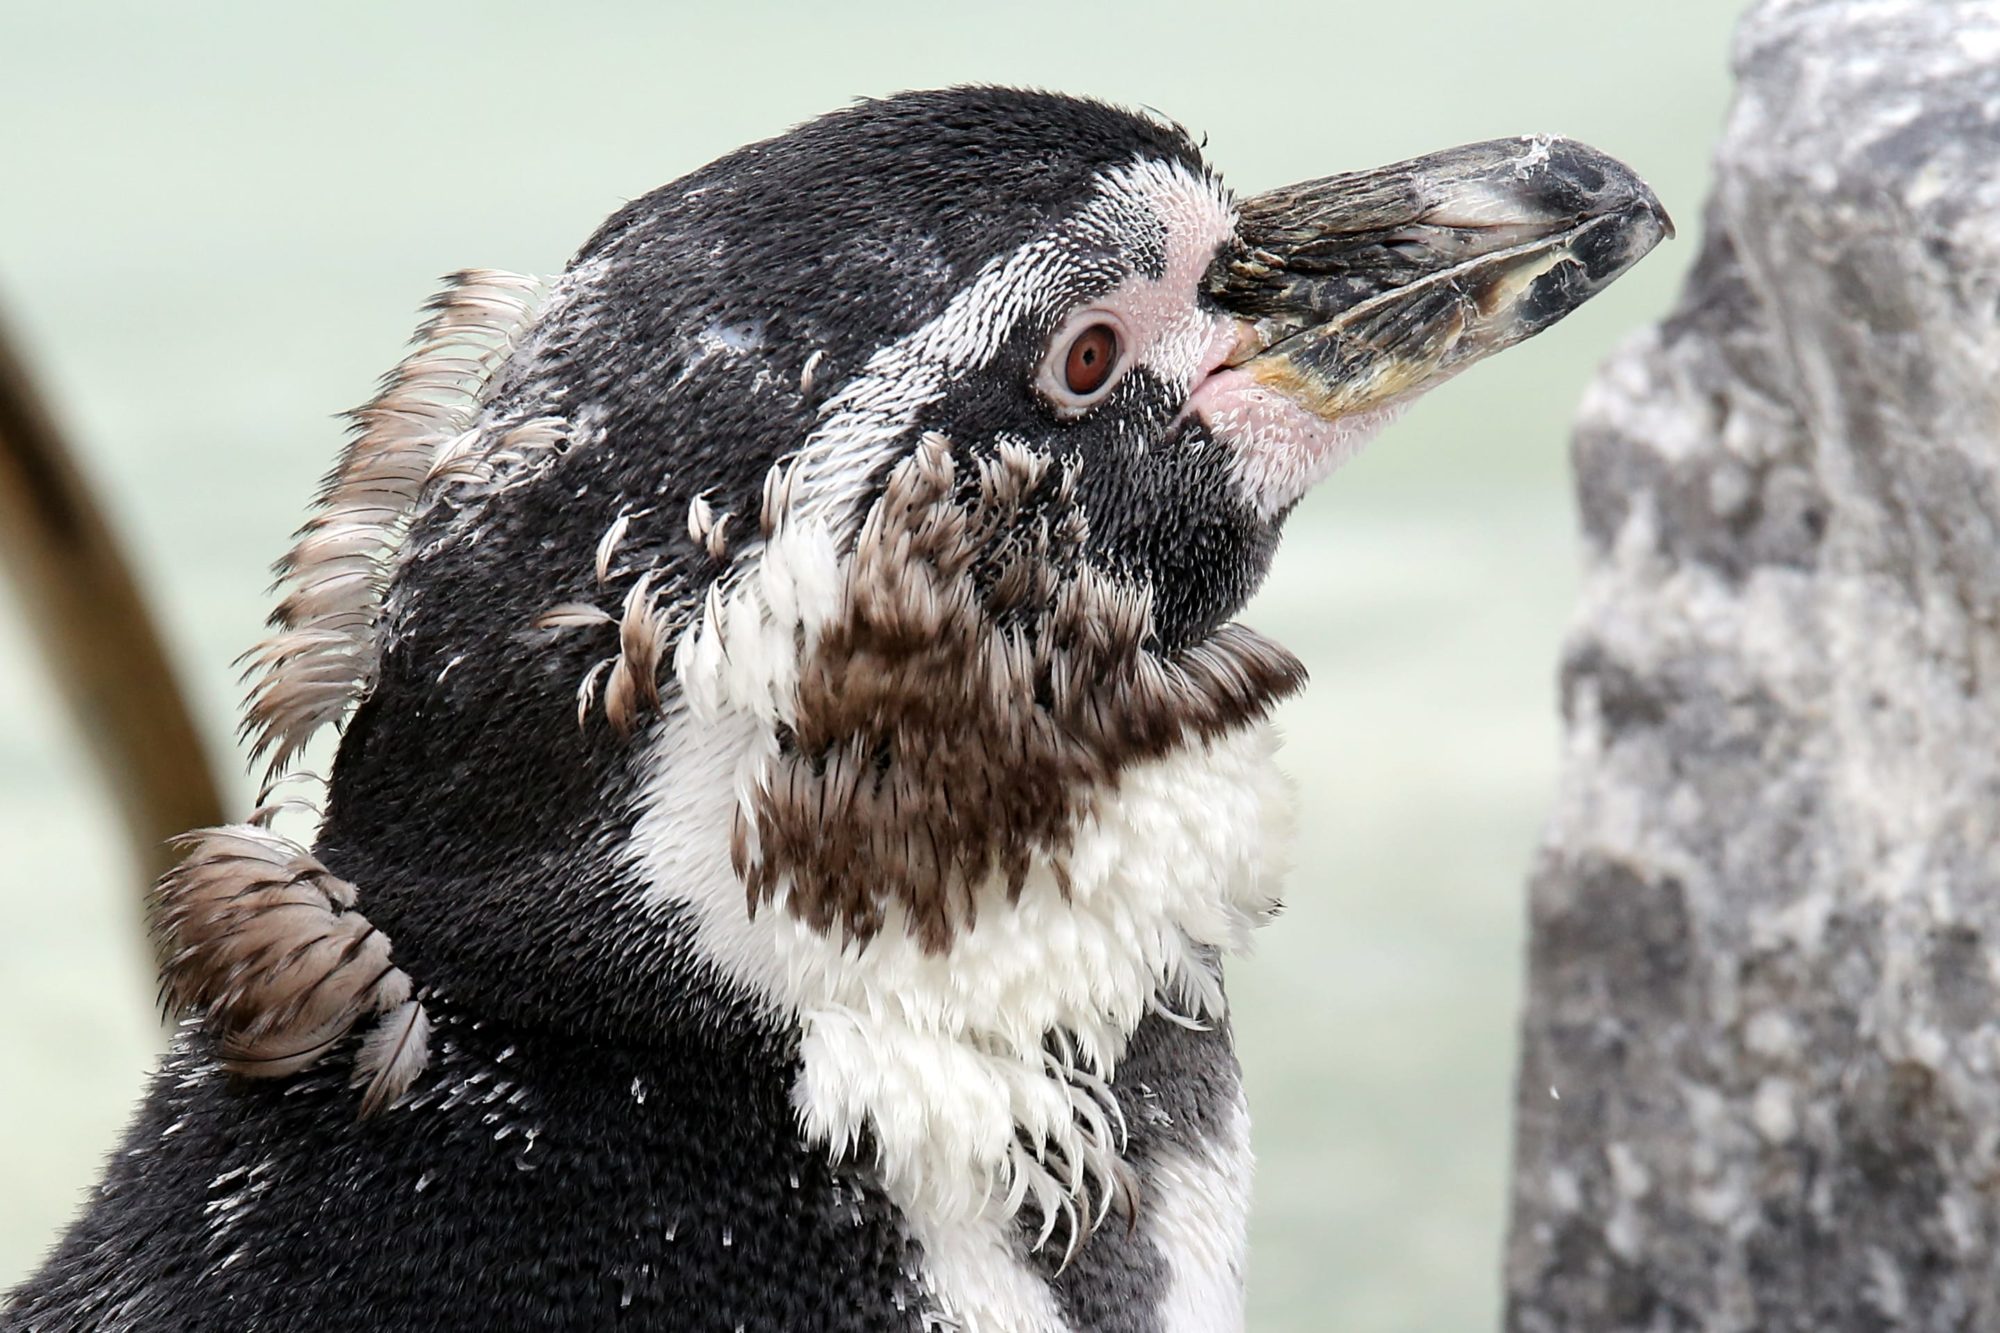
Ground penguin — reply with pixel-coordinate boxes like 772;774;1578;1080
3;88;1667;1332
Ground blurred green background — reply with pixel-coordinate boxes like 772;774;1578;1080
0;3;1742;1327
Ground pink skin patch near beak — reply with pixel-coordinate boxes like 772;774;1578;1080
1182;321;1405;520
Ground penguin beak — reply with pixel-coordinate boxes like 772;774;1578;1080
1202;136;1672;423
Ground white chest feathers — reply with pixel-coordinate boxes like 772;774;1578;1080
632;709;1291;1329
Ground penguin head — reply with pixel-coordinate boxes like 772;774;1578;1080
230;87;1667;1042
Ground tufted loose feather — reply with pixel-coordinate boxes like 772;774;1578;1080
238;269;544;784
152;824;429;1112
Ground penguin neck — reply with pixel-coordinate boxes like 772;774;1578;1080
310;688;788;1060
630;700;1297;1232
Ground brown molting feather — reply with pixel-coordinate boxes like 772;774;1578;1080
685;492;735;563
685;494;716;549
604;572;673;736
595;509;634;586
240;269;545;784
739;435;1307;952
153;825;430;1115
540;508;700;735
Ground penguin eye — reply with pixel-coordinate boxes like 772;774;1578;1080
1064;324;1119;395
1037;310;1130;417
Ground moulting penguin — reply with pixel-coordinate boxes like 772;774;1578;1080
3;88;1666;1332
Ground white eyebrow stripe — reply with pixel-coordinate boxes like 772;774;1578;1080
769;238;1054;549
779;156;1234;550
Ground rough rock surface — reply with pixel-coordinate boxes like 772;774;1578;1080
1505;3;2000;1329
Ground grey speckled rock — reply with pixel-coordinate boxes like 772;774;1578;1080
1505;3;2000;1330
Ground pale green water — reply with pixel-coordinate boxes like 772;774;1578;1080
0;3;1742;1327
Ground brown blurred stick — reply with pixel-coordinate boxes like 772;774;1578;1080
0;307;225;923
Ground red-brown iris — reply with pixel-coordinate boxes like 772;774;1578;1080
1062;322;1120;397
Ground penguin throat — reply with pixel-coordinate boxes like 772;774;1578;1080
632;705;1294;1246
